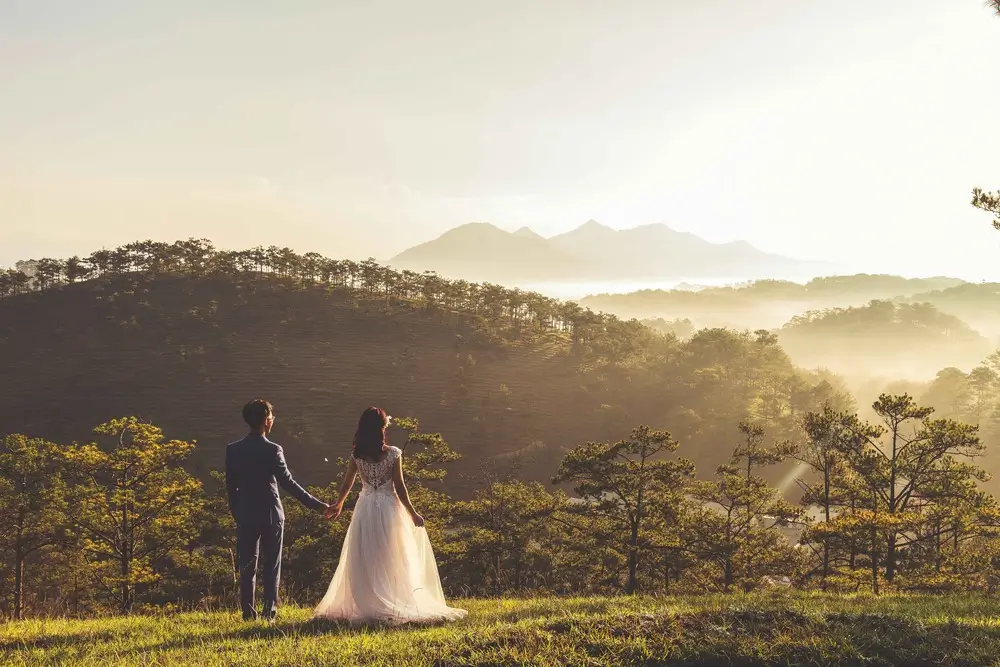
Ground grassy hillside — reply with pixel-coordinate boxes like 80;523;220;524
5;594;1000;666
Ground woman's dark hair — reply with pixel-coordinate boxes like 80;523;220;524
353;407;389;461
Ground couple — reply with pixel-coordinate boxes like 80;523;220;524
225;399;467;624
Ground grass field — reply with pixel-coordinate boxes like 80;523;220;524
5;594;1000;666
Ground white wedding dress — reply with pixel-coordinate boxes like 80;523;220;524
313;446;467;624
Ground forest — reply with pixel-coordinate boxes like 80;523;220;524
581;277;1000;379
3;239;1000;620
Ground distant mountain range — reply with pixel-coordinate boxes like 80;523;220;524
390;221;824;283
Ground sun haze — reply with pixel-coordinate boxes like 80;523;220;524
1;0;998;277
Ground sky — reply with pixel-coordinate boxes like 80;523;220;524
1;0;999;278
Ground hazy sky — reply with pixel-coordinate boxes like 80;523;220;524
2;0;999;277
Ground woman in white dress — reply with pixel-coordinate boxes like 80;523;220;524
313;407;467;624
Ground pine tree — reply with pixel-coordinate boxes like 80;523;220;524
553;425;694;594
839;395;983;586
973;188;1000;229
454;473;565;594
0;435;70;619
64;418;203;613
686;421;801;591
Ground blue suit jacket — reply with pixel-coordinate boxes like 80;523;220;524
225;434;326;526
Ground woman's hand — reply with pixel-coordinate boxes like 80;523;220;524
410;511;425;527
324;504;342;520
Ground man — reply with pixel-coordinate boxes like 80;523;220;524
225;399;328;621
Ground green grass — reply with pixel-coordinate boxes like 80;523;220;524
5;594;1000;666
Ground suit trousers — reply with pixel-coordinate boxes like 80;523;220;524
237;520;284;620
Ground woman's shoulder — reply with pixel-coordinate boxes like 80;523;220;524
390;445;403;458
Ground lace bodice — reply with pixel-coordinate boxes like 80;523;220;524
354;446;401;493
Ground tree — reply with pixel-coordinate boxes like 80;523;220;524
686;421;802;591
63;256;93;284
794;407;882;590
33;258;65;291
183;471;241;607
453;462;566;594
14;259;38;282
795;408;843;585
0;435;69;619
279;481;346;602
87;249;112;277
966;366;998;423
65;418;203;613
904;456;995;590
553;424;694;594
974;188;1000;230
809;396;988;592
391;417;462;553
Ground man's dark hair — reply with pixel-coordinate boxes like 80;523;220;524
243;399;274;430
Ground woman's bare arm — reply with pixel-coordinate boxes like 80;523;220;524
325;457;358;520
392;455;425;527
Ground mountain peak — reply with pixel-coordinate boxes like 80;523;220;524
578;219;612;232
513;226;544;240
550;220;615;242
391;219;807;283
444;222;506;236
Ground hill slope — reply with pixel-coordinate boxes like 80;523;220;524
0;270;840;496
778;300;991;380
0;277;589;494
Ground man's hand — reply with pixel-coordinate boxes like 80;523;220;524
324;504;341;520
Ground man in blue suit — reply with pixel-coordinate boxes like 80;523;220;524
226;399;329;621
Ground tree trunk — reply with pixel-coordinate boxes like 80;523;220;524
849;496;857;571
626;477;645;596
885;533;897;584
822;464;831;589
120;496;132;614
121;549;132;614
886;424;899;585
870;526;880;595
953;520;960;570
14;508;24;620
625;549;639;594
14;543;23;621
935;522;942;573
120;439;134;615
495;553;503;596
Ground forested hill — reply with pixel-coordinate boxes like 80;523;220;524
0;240;851;496
579;275;969;330
778;300;992;380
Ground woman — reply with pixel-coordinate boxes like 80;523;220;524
313;407;467;624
